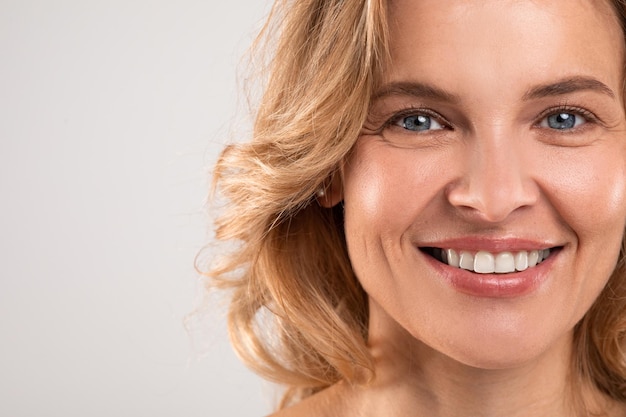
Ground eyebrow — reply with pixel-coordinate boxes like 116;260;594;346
522;76;616;100
372;76;616;103
372;81;460;103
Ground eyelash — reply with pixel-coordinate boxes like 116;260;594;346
534;105;598;129
381;105;598;133
383;107;450;132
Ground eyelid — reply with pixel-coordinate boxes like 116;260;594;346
534;105;599;126
385;107;451;131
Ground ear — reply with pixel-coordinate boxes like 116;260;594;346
317;173;343;208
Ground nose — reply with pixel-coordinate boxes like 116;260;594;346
446;130;539;223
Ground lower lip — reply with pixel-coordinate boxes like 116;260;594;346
422;250;557;298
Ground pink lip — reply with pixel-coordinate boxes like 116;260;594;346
418;238;560;298
420;237;556;252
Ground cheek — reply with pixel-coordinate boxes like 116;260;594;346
342;140;447;232
540;144;626;312
342;140;454;299
541;146;626;240
344;144;402;220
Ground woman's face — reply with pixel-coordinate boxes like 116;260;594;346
342;0;626;367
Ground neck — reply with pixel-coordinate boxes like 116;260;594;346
353;300;610;417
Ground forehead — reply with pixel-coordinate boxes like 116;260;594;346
386;0;621;36
385;0;624;91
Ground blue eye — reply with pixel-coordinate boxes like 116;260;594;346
396;114;444;132
540;112;585;130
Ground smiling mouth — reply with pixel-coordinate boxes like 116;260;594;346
421;247;561;274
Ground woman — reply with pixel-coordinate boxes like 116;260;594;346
210;0;626;415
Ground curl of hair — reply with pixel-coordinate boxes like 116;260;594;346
207;0;626;409
209;0;388;406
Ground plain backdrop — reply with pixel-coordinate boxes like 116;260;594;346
0;1;275;415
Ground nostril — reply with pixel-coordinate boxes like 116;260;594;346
445;158;539;223
447;196;536;224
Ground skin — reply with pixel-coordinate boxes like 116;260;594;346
271;0;626;416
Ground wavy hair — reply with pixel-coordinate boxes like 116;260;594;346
207;0;626;409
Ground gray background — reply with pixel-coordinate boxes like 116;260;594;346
1;1;275;415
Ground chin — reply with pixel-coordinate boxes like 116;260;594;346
448;345;550;371
421;323;571;371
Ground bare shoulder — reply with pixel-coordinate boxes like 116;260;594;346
265;382;356;417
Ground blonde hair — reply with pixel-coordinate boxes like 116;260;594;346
207;0;626;409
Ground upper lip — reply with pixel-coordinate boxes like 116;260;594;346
416;237;562;252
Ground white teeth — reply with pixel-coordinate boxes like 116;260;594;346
474;251;495;273
437;248;551;274
445;249;460;267
515;251;529;271
495;252;515;273
459;251;474;270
